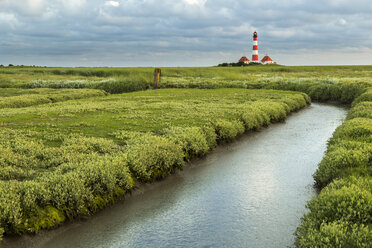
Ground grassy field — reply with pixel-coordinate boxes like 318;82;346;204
0;65;371;247
0;88;106;109
0;86;309;238
1;65;372;97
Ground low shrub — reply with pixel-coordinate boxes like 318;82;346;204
352;88;372;106
62;135;122;154
314;144;371;188
125;133;185;182
338;82;367;103
325;175;372;191
28;77;153;94
295;177;372;248
308;179;372;225
331;118;372;143
347;101;372;119
45;172;93;219
0;132;135;236
164;126;210;160
19;181;51;217
24;205;65;233
77;154;134;197
279;95;309;111
93;77;152;94
241;108;270;130
28;80;93;89
327;139;372;152
0;89;106;109
253;101;288;122
201;125;217;149
0;182;22;233
295;221;371;248
307;84;332;102
213;119;245;142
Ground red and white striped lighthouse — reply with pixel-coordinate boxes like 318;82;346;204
252;31;259;63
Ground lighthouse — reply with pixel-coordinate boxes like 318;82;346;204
252;31;259;63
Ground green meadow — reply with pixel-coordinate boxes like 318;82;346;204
0;65;371;247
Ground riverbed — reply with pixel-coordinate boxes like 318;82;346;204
4;103;348;248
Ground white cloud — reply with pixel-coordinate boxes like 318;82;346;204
267;28;296;39
59;0;86;14
0;12;19;29
98;8;132;25
0;12;17;22
339;18;347;25
104;1;120;7
24;0;45;14
184;0;207;6
0;0;46;16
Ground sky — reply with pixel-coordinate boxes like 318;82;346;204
0;0;372;67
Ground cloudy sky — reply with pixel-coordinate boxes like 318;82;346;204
0;0;371;67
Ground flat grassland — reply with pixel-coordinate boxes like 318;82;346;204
0;65;371;247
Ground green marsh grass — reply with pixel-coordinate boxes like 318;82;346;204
0;65;371;246
0;88;309;238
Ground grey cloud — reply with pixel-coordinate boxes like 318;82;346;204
0;0;371;66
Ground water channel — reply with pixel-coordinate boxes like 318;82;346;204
4;103;348;248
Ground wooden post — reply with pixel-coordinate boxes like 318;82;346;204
154;68;161;89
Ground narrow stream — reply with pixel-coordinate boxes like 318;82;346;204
4;103;348;248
